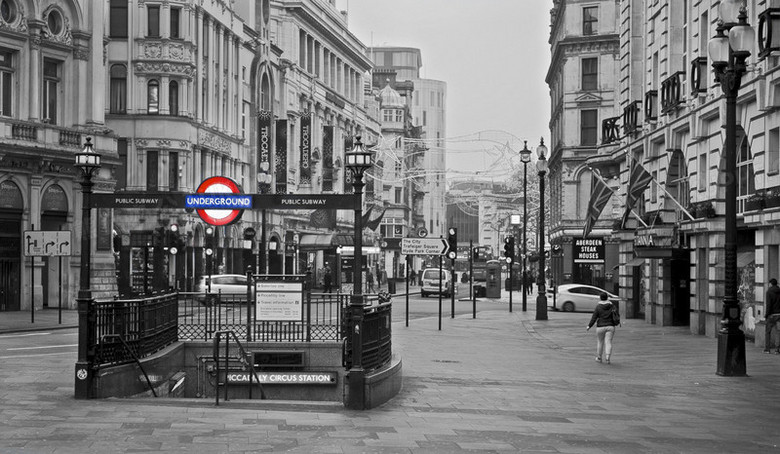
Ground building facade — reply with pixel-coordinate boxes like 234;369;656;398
546;0;623;296
0;0;118;312
549;0;780;345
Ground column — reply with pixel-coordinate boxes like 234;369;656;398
195;11;204;122
28;31;41;121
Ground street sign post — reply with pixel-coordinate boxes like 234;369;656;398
23;230;72;256
400;237;449;256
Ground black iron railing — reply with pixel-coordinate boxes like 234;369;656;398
94;292;178;366
343;301;392;372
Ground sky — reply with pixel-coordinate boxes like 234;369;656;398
341;0;553;181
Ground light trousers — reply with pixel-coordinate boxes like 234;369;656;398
596;326;616;359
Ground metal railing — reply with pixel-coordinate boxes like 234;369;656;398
344;301;393;372
94;292;178;367
213;330;265;406
177;291;355;342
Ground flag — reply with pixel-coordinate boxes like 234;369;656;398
361;205;375;227
583;176;614;238
365;207;388;231
310;208;336;229
621;160;654;228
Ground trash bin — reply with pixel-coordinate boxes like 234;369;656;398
474;285;486;298
387;279;397;294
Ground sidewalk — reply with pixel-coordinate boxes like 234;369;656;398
0;307;78;334
2;297;779;452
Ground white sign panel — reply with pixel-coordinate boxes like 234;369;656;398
401;237;449;256
23;231;72;257
256;281;304;321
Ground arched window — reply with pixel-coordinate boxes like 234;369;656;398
109;64;126;113
147;79;159;114
737;132;755;212
168;80;178;115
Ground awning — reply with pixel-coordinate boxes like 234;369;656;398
737;251;755;268
333;234;353;247
298;234;334;250
625;257;645;267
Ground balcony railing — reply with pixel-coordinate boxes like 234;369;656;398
661;71;686;114
623;101;641;136
645;90;658;121
11;122;38;141
690;57;708;96
602;117;621;145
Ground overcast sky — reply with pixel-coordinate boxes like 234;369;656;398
341;0;553;181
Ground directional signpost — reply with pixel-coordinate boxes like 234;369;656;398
24;230;72;324
400;237;449;256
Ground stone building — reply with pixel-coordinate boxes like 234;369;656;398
0;0;117;311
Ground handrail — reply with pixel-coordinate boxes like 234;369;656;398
99;334;158;397
212;329;266;406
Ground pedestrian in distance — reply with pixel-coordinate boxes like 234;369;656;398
366;269;374;293
764;278;780;354
586;292;621;364
323;266;333;294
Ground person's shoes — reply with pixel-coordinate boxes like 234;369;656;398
764;349;771;354
595;356;602;363
605;358;611;365
775;350;780;355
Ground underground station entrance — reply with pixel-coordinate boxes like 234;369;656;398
75;181;401;410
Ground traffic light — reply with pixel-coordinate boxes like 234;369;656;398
153;226;165;248
447;227;457;260
168;223;185;255
504;236;515;262
205;226;215;256
473;247;479;262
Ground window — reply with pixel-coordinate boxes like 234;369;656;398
698;153;707;191
147;5;160;38
769;127;779;175
394;109;403;122
169;151;179;191
583;6;598;35
737;134;755;200
383;109;393;122
109;64;126;113
46;9;63;35
0;49;13;116
580;109;597;145
170;7;180;39
668;150;690;216
0;0;18;24
110;0;128;38
582;57;597;91
395;188;402;203
147;80;159;114
42;58;59;124
168;80;178;115
650;171;658;203
147;150;159;190
117;139;128;190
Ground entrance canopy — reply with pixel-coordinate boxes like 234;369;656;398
298;233;354;250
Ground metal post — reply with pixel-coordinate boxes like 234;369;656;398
405;254;410;327
451;257;455;319
713;19;748;376
75;173;94;399
536;143;548;321
438;253;443;331
470;239;475;319
347;172;365;410
260;209;267;274
522;161;528;312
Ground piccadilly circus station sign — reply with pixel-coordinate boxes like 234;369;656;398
186;176;251;226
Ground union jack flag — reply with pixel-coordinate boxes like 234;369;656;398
621;160;654;228
583;176;614;238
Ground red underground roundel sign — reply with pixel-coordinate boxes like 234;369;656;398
192;176;247;226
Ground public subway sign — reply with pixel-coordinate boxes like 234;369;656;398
193;176;246;226
573;238;605;264
225;371;337;385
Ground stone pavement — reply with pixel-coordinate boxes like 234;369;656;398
1;297;779;453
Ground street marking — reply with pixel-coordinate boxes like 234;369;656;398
0;352;75;359
0;333;53;339
7;344;77;351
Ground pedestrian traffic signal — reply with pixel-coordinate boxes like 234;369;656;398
205;226;215;257
504;236;515;262
447;227;457;260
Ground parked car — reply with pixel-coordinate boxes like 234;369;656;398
552;283;620;313
196;274;250;303
420;268;457;298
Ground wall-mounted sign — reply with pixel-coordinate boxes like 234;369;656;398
573;238;605;264
255;281;303;321
225;371;337;385
23;230;72;256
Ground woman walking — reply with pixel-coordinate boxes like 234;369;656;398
586;292;621;364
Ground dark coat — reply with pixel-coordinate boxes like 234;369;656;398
588;301;619;328
767;285;780;317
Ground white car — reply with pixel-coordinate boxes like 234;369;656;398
552;283;620;313
196;274;250;302
420;268;457;298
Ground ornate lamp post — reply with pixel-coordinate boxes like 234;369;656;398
708;0;754;376
519;141;532;312
345;136;372;409
257;170;272;274
74;137;101;399
535;138;548;321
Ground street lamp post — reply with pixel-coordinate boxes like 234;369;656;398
519;141;532;312
708;0;754;376
258;171;272;274
345;136;372;410
535;138;548;321
74;137;101;399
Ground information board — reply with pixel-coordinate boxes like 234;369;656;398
255;281;304;321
